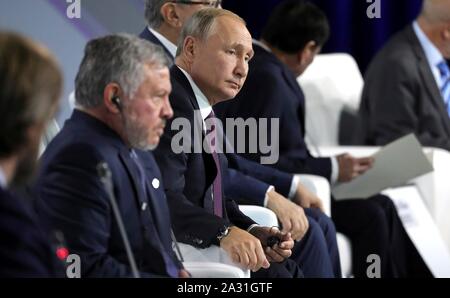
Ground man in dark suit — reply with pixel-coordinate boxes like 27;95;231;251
33;34;188;278
215;1;431;278
153;8;341;277
142;0;341;277
0;32;63;277
359;0;450;150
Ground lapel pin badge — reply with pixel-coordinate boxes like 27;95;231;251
152;178;160;189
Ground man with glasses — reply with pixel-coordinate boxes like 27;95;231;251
140;0;221;61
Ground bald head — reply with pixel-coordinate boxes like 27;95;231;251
418;0;450;58
421;0;450;24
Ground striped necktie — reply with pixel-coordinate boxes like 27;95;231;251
205;111;223;217
437;61;450;117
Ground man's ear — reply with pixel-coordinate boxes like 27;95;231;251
160;3;182;28
443;26;450;41
103;83;122;114
182;36;197;62
297;41;317;65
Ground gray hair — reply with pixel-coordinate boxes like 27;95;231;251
176;8;245;57
75;33;169;108
145;0;169;29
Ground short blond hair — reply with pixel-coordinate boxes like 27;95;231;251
176;8;246;57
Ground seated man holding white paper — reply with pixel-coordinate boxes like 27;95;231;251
214;0;431;278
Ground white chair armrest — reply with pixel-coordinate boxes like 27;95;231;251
183;262;250;278
239;205;278;227
179;243;250;278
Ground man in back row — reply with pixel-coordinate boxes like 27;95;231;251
359;0;450;150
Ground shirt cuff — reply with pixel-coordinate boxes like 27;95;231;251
247;224;260;233
330;156;339;185
288;175;301;200
263;185;275;207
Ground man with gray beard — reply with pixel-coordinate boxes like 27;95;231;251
33;34;188;277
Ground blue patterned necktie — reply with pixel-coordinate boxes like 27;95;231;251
205;112;223;217
129;149;179;277
437;61;450;117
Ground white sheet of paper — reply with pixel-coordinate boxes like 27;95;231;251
332;134;434;200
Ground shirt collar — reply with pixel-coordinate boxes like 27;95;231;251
177;66;212;121
0;165;7;188
413;21;445;79
148;27;177;58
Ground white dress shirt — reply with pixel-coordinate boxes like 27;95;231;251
413;21;446;90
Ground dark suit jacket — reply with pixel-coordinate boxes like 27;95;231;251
358;24;450;150
0;186;61;277
215;43;333;180
34;110;182;277
153;66;259;248
139;29;294;205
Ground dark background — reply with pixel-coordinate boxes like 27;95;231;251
222;0;423;74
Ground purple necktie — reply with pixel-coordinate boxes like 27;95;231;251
205;111;223;217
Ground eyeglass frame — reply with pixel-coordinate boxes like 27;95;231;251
169;0;222;8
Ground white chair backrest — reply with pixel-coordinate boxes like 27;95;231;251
298;53;363;147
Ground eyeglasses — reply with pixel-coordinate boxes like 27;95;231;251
170;0;222;8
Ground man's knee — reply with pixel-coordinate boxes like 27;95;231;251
305;208;337;236
369;194;397;214
252;260;303;278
